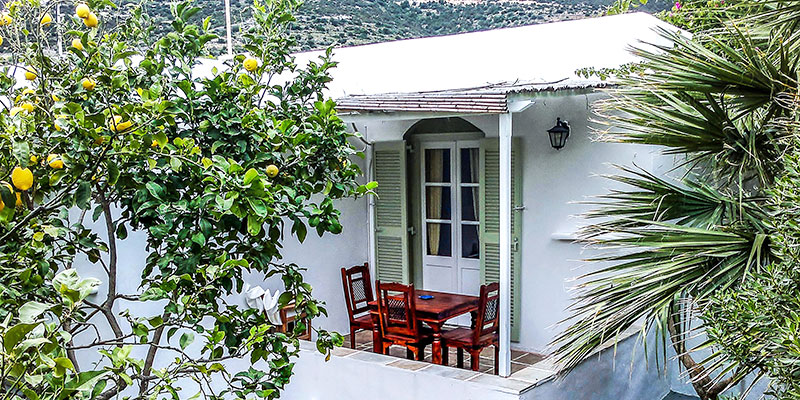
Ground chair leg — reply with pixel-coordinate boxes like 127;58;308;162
470;349;481;372
456;348;464;368
407;348;414;360
416;347;425;361
350;326;356;349
494;344;500;375
441;345;449;365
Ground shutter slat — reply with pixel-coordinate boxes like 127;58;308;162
373;141;410;284
480;138;522;341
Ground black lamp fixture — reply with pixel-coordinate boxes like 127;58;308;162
547;118;570;150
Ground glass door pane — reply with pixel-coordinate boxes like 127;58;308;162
425;148;453;257
426;187;451;220
458;147;479;259
426;223;452;256
461;225;479;259
425;149;451;183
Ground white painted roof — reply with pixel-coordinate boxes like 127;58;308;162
294;12;677;99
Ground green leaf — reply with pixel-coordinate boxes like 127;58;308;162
246;214;262;236
12;141;31;166
243;168;259;185
116;223;128;240
0;184;16;211
145;182;165;200
19;301;49;323
3;323;37;352
170;157;183;171
191;232;206;246
179;332;194;350
107;162;120;186
75;181;92;210
292;219;307;242
154;131;168;147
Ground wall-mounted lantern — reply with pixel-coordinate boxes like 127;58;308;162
547;118;570;150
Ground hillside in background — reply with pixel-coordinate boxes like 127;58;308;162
134;0;673;52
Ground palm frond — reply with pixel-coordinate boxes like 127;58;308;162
582;166;772;234
551;220;772;371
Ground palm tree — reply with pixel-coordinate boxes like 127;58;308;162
551;1;800;399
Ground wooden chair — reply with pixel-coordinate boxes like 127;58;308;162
375;280;433;361
341;263;374;349
441;282;500;373
276;302;312;340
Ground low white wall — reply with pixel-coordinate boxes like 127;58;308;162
285;341;527;400
283;329;679;400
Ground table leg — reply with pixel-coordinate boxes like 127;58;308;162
430;322;444;365
371;314;382;353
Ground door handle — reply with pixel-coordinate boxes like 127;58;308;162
512;238;519;252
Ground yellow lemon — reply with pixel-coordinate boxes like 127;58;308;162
21;88;34;96
9;107;22;116
20;102;34;113
24;69;36;80
151;140;159;148
47;154;64;169
82;78;95;91
0;37;4;46
51;93;60;102
0;12;12;26
83;12;97;28
29;155;37;163
110;115;132;132
54;120;62;131
40;13;52;26
75;3;90;19
243;57;258;72
266;164;279;178
11;167;33;191
71;38;83;51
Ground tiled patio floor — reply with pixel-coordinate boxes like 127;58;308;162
342;329;546;375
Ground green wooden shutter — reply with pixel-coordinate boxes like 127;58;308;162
373;141;410;284
479;138;522;341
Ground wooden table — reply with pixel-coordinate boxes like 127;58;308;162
369;290;479;365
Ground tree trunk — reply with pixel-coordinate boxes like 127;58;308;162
667;313;732;400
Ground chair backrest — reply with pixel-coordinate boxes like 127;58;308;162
375;280;419;338
473;282;500;343
341;263;373;323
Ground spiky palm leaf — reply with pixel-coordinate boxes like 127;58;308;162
744;1;800;55
583;165;771;233
552;169;773;371
596;26;797;185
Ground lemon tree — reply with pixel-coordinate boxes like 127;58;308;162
0;0;371;399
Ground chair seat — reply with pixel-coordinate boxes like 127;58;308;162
352;314;374;329
383;325;434;346
441;327;497;347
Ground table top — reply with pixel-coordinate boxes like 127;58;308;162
369;289;479;323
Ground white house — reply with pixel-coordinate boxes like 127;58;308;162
273;12;715;400
66;11;729;400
